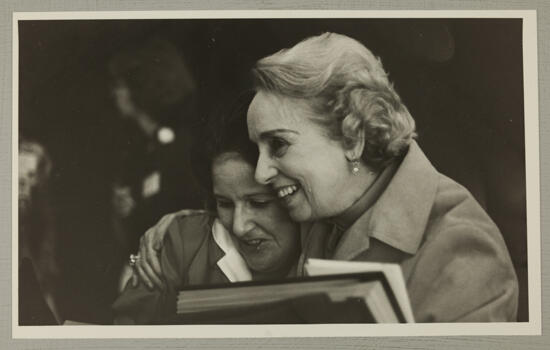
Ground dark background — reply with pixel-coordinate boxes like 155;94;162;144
18;19;527;322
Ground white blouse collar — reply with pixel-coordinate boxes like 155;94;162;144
211;218;252;282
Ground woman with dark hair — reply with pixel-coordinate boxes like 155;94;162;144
112;93;300;324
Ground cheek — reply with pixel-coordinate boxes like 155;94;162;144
303;157;348;210
216;208;233;230
265;210;299;246
277;222;299;246
257;207;291;235
303;163;341;193
286;145;344;181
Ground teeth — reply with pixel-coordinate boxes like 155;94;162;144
277;185;298;198
247;239;261;246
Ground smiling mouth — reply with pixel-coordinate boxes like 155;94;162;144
244;239;262;246
241;238;266;250
276;185;299;199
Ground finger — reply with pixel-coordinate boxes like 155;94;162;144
139;239;150;277
144;227;161;253
150;213;174;251
142;231;162;278
140;227;152;254
153;213;172;236
157;215;174;238
131;271;138;288
135;262;154;290
148;246;163;278
141;256;165;291
147;225;166;276
142;227;153;249
140;238;164;290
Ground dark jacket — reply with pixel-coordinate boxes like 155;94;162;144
112;211;252;324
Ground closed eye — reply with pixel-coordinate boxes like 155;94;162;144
267;137;289;158
247;193;277;209
249;199;273;209
215;199;234;209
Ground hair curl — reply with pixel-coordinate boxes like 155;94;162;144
252;32;416;169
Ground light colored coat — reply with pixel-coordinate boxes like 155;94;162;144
297;141;519;322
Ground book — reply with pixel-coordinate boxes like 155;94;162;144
173;259;413;324
304;259;415;323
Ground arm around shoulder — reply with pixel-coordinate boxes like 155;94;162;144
112;218;191;324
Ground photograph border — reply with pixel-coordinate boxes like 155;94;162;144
2;3;546;348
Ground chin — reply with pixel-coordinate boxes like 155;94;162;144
250;262;272;273
249;257;282;274
245;257;267;272
289;208;314;223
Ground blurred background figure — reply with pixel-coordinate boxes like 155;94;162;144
19;138;62;325
108;38;205;256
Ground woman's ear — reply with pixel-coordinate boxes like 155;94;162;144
344;127;365;162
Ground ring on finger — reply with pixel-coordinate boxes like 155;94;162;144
129;253;140;267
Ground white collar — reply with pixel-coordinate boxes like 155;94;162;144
211;218;252;282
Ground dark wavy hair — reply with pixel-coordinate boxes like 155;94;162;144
192;91;258;209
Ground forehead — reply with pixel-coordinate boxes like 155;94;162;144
247;91;317;140
212;153;270;195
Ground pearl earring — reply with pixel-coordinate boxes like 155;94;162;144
351;160;360;175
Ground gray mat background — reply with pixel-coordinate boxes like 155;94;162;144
1;0;548;349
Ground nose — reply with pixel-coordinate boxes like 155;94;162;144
254;150;278;185
232;205;255;238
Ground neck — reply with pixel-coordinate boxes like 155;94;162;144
332;166;380;229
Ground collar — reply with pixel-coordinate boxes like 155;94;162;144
331;160;393;230
333;141;440;259
210;219;252;282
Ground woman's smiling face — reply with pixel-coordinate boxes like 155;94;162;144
247;91;354;222
212;152;300;278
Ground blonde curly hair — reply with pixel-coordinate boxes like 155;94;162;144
252;32;416;169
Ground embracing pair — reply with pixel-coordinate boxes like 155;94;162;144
113;32;518;324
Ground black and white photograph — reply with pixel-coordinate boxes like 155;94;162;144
12;11;540;337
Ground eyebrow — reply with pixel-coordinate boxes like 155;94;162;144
258;129;299;140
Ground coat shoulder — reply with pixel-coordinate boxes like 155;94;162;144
163;211;216;262
428;173;500;239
